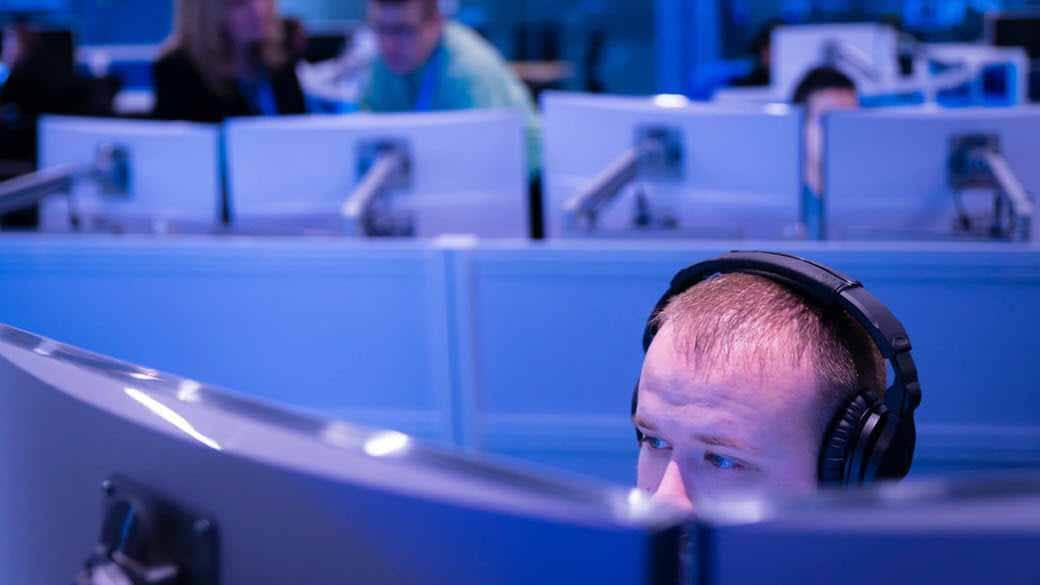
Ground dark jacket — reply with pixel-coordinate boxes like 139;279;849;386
151;48;306;123
0;43;90;229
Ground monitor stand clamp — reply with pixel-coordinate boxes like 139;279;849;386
949;133;1034;242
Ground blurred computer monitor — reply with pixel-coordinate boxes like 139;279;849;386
37;116;222;233
823;107;1040;241
304;32;350;63
300;19;362;63
542;92;803;240
697;474;1040;584
987;11;1040;102
772;23;900;101
225;110;528;238
0;323;683;584
711;86;783;105
987;12;1040;60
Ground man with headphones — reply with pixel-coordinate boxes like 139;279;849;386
633;251;922;511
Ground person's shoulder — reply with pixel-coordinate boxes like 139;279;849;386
154;46;188;67
440;22;535;110
152;46;197;78
441;22;511;79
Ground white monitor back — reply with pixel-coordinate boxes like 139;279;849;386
773;23;899;100
702;475;1040;585
923;43;1030;105
711;86;784;105
542;92;803;240
823;107;1040;240
38;116;221;232
225;110;528;238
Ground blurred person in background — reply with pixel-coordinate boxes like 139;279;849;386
282;16;309;67
730;19;782;88
1;19;90;229
153;0;306;122
362;0;534;118
361;0;542;235
1;20;79;116
791;66;859;239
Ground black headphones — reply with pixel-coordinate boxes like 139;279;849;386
633;251;923;486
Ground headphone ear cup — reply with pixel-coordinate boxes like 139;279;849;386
875;407;917;480
818;394;880;486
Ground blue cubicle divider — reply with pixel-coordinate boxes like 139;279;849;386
449;241;1040;482
0;237;456;444
2;236;1039;484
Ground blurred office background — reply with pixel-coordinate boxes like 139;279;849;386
2;0;1040;485
3;0;1038;96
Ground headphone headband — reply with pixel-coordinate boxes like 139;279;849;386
639;251;922;485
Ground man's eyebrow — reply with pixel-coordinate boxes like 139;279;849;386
694;434;756;453
632;416;657;431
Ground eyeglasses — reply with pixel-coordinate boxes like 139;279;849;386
371;22;425;40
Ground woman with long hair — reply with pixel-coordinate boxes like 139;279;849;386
153;0;306;122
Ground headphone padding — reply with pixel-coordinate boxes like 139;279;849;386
819;394;879;485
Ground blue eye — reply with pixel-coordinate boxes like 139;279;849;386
705;453;744;471
641;435;672;450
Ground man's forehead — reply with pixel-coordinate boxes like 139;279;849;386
640;328;828;431
644;325;820;394
639;367;776;419
638;354;825;459
634;378;767;457
641;358;816;400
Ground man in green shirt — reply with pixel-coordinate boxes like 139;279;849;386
361;0;541;176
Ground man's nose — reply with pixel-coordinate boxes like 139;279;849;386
651;458;694;513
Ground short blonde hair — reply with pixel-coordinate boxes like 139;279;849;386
654;272;885;418
164;0;287;96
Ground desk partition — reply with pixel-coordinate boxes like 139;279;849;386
0;236;455;443
2;236;1038;482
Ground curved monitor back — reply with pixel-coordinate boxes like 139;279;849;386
698;475;1040;585
0;325;681;584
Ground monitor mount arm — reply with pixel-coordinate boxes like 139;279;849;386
77;476;218;585
341;140;413;237
563;126;683;234
949;134;1033;241
0;143;130;227
822;37;999;104
821;39;883;84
